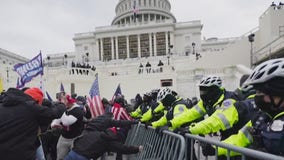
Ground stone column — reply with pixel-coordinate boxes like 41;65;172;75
170;31;174;53
115;37;119;59
153;33;157;56
111;37;115;60
165;32;169;55
100;38;104;61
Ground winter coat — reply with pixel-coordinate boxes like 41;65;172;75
72;113;139;159
0;88;62;160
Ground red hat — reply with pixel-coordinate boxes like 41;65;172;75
66;94;76;104
24;87;44;105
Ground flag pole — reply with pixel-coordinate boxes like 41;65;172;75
39;50;44;93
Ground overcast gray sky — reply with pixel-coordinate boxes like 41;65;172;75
0;0;276;59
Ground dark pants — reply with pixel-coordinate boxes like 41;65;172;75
41;131;60;160
116;128;129;160
64;150;88;160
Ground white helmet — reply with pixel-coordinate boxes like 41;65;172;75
157;88;172;102
241;84;253;92
199;75;222;87
245;58;284;86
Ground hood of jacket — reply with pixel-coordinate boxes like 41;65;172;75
2;88;34;107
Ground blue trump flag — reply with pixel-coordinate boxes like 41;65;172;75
60;82;65;92
14;53;43;87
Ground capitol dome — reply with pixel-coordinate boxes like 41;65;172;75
112;0;176;25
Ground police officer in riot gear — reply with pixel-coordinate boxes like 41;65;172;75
216;58;284;157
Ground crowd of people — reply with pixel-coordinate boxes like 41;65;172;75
138;60;164;74
0;87;141;160
0;58;284;160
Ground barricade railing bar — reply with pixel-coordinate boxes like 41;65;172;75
185;134;284;160
125;124;284;160
125;123;185;160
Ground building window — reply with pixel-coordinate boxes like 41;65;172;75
118;36;127;59
71;83;75;95
103;38;112;61
129;35;138;58
140;33;150;58
161;79;173;87
156;32;166;56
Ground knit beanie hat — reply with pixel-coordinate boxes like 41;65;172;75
24;87;44;105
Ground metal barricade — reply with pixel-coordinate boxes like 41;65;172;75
185;134;284;160
125;123;185;160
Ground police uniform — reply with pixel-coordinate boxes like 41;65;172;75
169;89;239;130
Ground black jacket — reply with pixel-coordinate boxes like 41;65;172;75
0;88;62;160
73;113;139;159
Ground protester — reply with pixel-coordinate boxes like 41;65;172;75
40;98;66;160
0;87;63;160
111;96;133;160
64;113;142;160
76;95;92;120
51;94;85;160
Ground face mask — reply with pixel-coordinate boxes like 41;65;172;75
200;87;221;106
254;95;279;117
161;94;176;107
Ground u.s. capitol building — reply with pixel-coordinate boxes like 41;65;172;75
1;0;284;101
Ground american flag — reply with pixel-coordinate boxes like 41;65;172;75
111;84;122;102
111;103;132;121
87;73;104;118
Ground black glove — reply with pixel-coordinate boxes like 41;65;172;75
167;121;172;127
177;127;190;136
131;119;140;124
144;122;152;129
201;143;215;156
155;126;169;136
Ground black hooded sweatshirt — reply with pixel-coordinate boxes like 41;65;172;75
0;88;62;160
72;113;140;159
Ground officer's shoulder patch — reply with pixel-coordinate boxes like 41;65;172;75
223;99;233;108
179;107;184;112
271;120;284;131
